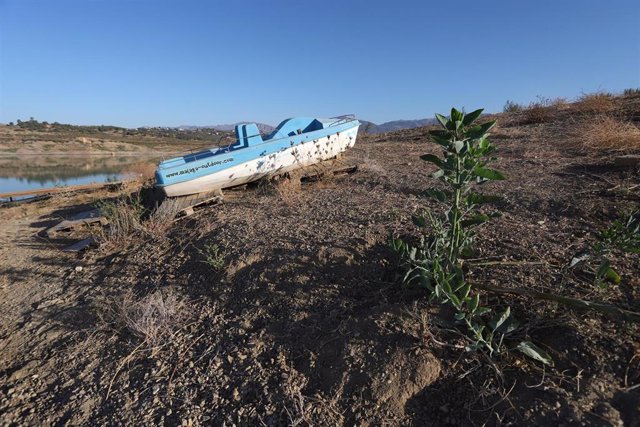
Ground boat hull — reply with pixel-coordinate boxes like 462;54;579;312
161;124;359;197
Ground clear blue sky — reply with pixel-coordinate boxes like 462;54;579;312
1;0;638;127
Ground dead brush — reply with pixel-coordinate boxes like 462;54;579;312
143;197;183;240
550;97;569;109
575;92;616;114
97;289;187;348
522;96;560;124
509;97;567;125
523;102;551;124
581;115;640;152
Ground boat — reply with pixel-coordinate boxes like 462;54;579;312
155;115;361;197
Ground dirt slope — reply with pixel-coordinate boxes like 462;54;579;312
1;96;639;425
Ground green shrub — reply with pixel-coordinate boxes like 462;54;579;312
392;108;551;362
198;241;227;272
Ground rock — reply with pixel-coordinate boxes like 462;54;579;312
75;266;83;272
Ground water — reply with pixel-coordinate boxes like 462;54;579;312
0;174;123;194
0;155;159;199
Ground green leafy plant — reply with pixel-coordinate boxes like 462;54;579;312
198;241;227;272
392;108;552;364
594;208;640;287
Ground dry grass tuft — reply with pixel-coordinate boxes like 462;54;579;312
550;97;569;109
95;193;146;246
576;92;616;114
97;289;187;347
504;97;567;125
95;189;179;246
581;115;640;152
521;97;567;124
271;173;303;206
144;197;182;239
281;357;345;426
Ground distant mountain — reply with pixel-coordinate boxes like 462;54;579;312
358;118;438;134
178;118;437;137
179;123;275;134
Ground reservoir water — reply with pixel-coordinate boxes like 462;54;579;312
0;154;159;199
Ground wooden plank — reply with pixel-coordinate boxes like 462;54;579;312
300;164;358;182
45;209;107;237
63;237;95;252
154;189;223;220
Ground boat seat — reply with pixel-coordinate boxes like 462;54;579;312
234;123;263;148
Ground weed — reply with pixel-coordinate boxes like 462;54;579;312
593;209;640;287
623;88;640;96
392;108;552;363
198;241;227;272
393;113;496;345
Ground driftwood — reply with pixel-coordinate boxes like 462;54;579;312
45;209;108;237
62;237;95;252
474;282;640;323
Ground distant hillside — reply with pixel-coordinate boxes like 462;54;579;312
358;118;438;134
180;123;275;134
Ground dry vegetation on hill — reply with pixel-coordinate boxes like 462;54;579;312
0;92;639;425
0;121;234;156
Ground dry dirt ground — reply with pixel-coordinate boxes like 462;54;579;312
1;98;639;426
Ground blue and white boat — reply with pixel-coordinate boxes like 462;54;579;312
155;116;360;197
